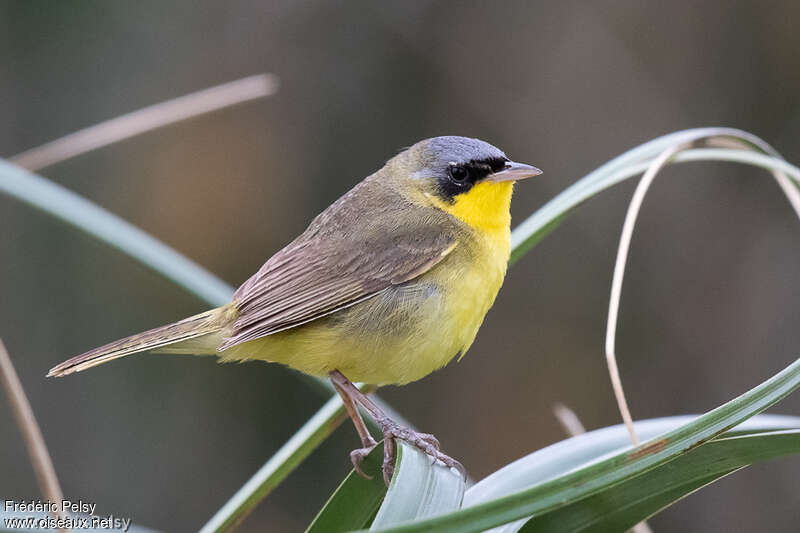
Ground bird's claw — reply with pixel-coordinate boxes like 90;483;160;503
382;435;396;486
346;419;465;486
377;421;466;486
350;442;378;479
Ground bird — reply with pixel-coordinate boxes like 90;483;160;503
48;136;541;484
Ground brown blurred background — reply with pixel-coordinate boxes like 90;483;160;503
2;1;800;531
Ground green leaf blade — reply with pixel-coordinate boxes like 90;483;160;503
307;441;465;533
371;442;465;530
365;358;800;533
521;430;800;533
306;443;387;533
465;414;800;533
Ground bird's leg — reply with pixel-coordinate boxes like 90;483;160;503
331;379;378;479
329;370;466;486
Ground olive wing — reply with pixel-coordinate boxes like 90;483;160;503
218;222;456;350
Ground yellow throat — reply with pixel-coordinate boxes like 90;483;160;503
427;180;514;252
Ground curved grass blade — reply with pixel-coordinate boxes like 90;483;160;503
554;471;735;533
509;128;800;265
466;414;800;533
0;158;234;307
365;358;800;532
520;430;800;533
603;130;800;449
311;415;798;533
370;442;465;529
11;74;278;172
307;441;465;532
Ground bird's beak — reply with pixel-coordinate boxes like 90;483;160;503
484;161;542;183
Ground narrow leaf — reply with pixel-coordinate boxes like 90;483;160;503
306;443;386;533
521;430;800;532
307;441;465;532
202;395;350;533
370;442;465;529
466;414;800;533
366;358;800;532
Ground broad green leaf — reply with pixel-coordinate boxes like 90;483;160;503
307;441;465;532
370;442;465;529
520;429;800;532
365;358;800;532
306;443;387;533
311;415;799;533
466;414;800;533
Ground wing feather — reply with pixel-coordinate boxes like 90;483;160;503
219;178;459;351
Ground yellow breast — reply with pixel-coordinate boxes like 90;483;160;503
424;180;513;361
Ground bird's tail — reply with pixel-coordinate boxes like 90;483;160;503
47;303;238;377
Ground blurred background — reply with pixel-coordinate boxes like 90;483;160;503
2;1;800;531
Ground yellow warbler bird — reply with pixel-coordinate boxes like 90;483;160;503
48;136;541;484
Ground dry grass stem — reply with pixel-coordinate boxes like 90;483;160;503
605;143;689;446
552;403;586;437
0;338;65;520
605;131;800;450
703;137;800;218
10;74;279;171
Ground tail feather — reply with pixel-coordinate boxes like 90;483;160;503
150;331;225;355
48;304;237;377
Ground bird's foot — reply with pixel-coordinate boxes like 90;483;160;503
378;419;466;486
329;370;465;485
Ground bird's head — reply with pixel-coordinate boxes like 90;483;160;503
388;136;541;231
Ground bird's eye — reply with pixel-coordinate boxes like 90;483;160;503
448;165;470;183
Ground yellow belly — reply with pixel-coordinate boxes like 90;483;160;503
221;229;509;385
